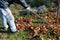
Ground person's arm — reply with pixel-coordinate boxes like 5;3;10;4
14;0;30;9
18;0;34;11
14;0;37;13
19;0;29;8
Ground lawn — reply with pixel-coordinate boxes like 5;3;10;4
0;4;59;40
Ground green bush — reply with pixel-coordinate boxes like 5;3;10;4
26;0;57;8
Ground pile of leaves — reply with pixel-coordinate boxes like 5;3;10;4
15;12;60;40
15;17;33;31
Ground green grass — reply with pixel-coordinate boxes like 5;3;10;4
7;30;28;40
0;19;2;28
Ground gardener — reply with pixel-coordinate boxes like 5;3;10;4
0;0;33;32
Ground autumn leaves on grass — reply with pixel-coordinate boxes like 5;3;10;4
15;17;33;31
15;14;60;40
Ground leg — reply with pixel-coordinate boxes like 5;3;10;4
0;8;17;32
2;16;9;30
5;8;17;32
0;8;9;30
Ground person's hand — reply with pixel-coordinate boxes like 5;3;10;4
26;7;37;13
26;7;32;12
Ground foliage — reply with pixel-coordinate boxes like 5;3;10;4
26;0;57;8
